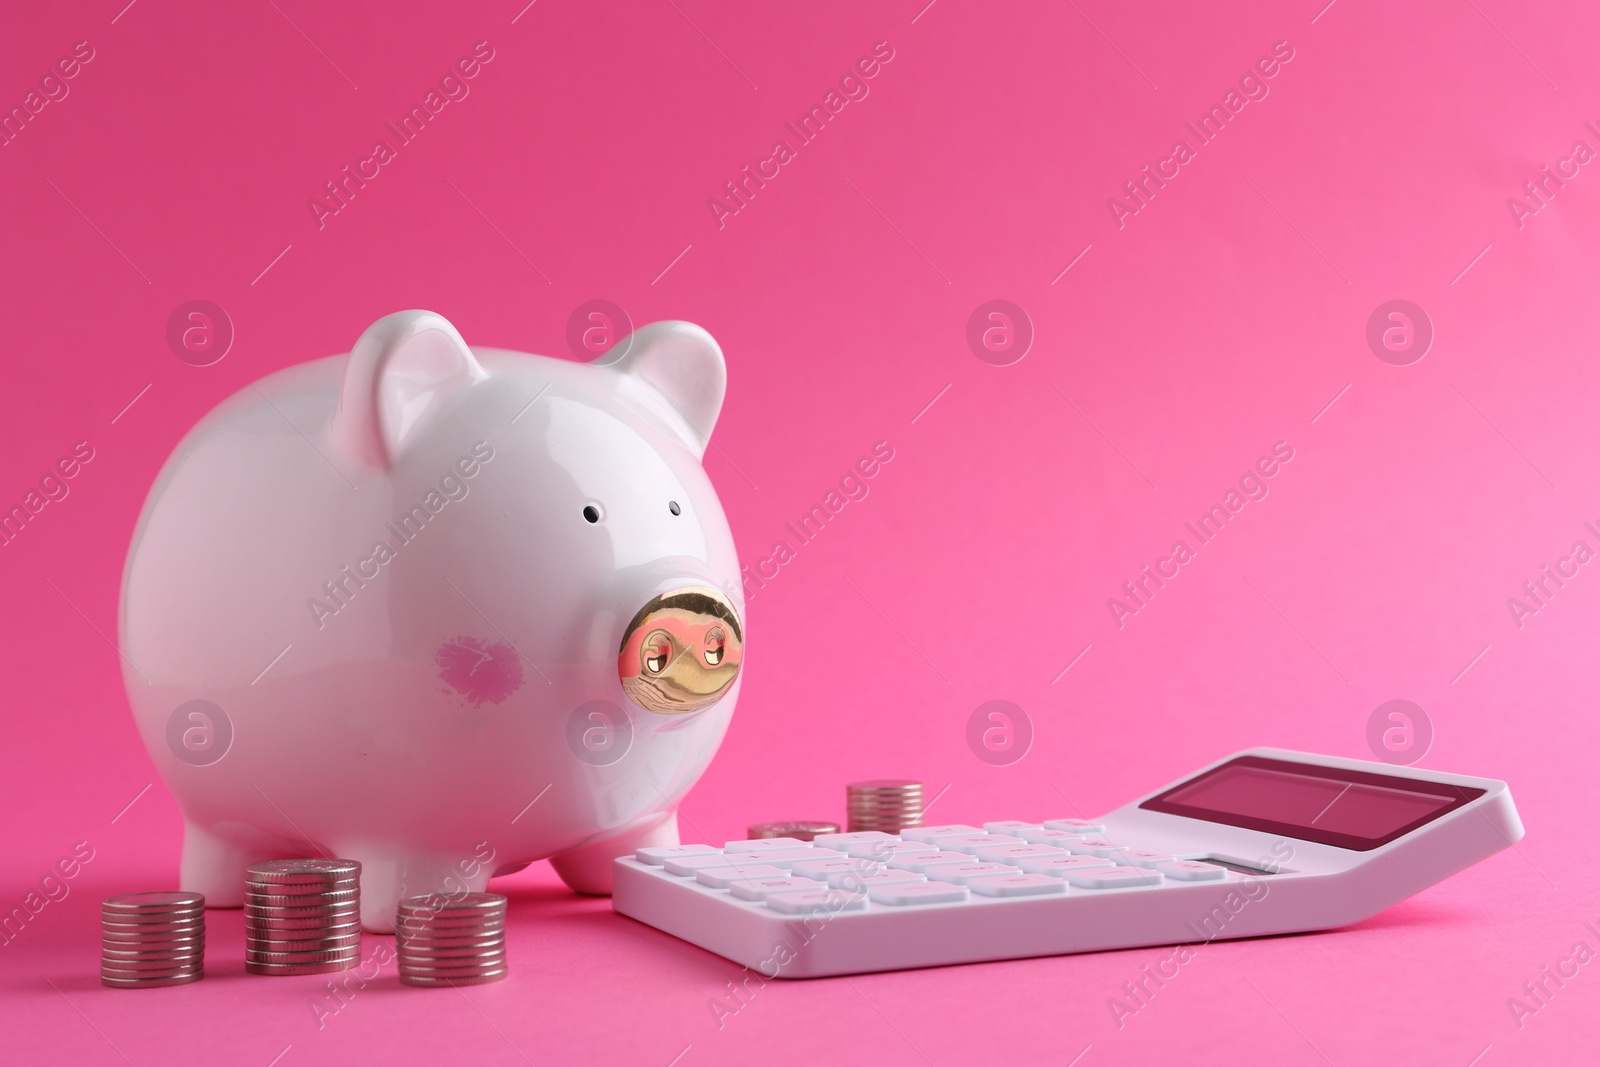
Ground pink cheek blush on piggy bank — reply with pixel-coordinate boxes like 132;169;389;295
119;310;745;932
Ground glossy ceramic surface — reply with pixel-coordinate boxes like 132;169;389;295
119;310;743;931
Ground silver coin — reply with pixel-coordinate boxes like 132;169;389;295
246;959;358;976
101;949;203;962
397;929;504;941
398;935;505;950
99;909;205;925
101;972;204;988
246;918;361;931
245;902;361;918
396;947;502;966
103;891;205;913
244;904;361;917
246;859;361;883
100;957;204;973
399;961;509;976
396;909;505;923
396;909;505;924
396;940;502;953
396;921;502;940
398;892;504;913
101;914;205;927
100;941;204;956
247;888;358;905
246;928;360;940
247;935;362;952
399;970;507;987
100;921;204;940
245;881;359;898
245;922;360;940
100;956;204;971
244;954;361;969
247;947;359;961
99;966;203;980
244;921;361;934
396;924;504;940
100;969;203;983
398;964;510;980
246;923;362;939
100;947;204;966
397;927;504;940
99;941;203;956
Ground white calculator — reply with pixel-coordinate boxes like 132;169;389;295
611;748;1522;978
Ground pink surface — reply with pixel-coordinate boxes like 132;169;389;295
1;0;1595;1063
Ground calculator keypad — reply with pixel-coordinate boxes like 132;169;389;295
638;821;1233;914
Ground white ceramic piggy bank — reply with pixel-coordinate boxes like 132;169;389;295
120;310;745;931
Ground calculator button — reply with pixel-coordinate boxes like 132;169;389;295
663;853;744;875
937;834;1029;854
1016;828;1090;846
927;862;1024;885
1043;819;1105;834
724;838;808;853
1063;868;1164;889
739;848;844;869
792;858;869;881
813;831;896;850
983;821;1041;833
696;864;788;889
899;824;984;843
974;844;1069;863
728;876;826;901
843;840;939;860
1158;861;1228;882
1113;850;1176;869
869;883;970;906
968;873;1069;898
827;869;925;890
764;890;867;915
886;851;975;873
1016;854;1117;876
637;843;720;865
1064;839;1132;857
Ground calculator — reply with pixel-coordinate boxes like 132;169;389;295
610;748;1523;978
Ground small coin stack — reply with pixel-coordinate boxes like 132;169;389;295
396;892;508;986
245;859;361;976
748;821;840;841
846;779;926;833
101;892;205;988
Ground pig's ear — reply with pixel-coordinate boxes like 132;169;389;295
593;321;725;459
332;311;488;469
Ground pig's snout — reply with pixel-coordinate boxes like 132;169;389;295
618;587;743;714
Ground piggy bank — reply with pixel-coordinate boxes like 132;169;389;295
119;310;745;931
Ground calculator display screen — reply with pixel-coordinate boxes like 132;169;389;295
1140;756;1486;851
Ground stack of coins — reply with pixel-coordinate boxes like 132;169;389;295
846;780;925;833
244;859;361;975
101;892;205;988
748;821;840;841
396;892;507;986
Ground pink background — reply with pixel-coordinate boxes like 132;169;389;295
2;0;1596;1063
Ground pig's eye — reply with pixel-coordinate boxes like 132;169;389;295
582;505;601;523
703;627;725;666
643;631;672;674
669;501;681;516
